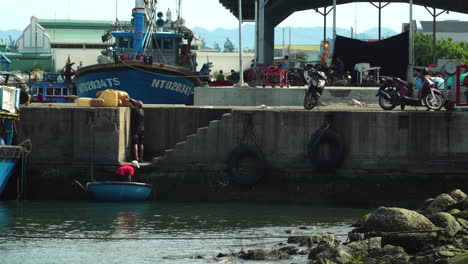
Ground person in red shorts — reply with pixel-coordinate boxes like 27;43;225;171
114;160;140;182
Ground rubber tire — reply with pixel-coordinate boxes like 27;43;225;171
304;90;319;110
423;93;444;111
308;128;345;172
378;86;398;110
227;144;266;185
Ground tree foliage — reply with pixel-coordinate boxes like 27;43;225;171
223;38;236;52
213;42;220;51
294;52;308;62
414;33;468;65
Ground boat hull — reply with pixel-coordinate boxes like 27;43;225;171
75;62;197;104
0;158;16;195
86;181;153;202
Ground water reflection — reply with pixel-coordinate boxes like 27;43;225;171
0;202;10;233
0;201;368;264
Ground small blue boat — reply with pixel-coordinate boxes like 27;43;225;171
86;181;153;202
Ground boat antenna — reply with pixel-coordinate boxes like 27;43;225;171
115;0;118;20
178;0;182;22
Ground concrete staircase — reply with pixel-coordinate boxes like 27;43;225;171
152;113;233;165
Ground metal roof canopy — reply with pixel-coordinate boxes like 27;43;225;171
220;0;468;23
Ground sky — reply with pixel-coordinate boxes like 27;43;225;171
1;0;467;33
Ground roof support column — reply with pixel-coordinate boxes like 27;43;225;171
424;7;447;64
333;0;337;45
254;0;258;67
408;0;414;82
369;2;390;40
257;0;265;65
238;0;244;85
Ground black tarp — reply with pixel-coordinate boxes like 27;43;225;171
333;31;409;81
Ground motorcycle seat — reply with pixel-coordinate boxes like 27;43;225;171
395;78;412;88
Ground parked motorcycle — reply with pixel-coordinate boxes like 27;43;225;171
377;68;445;111
303;67;327;110
328;70;352;86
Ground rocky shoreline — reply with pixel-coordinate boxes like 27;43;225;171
212;189;468;263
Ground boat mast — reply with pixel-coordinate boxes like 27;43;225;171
133;0;146;55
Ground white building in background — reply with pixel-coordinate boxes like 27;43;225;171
17;17;52;54
419;20;468;42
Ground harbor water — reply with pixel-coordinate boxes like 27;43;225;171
0;201;368;264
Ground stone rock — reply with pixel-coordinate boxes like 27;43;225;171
278;246;298;255
453;210;468;220
425;194;458;216
238;249;266;260
359;207;438;253
448;251;468;264
351;213;371;228
456;218;468;229
448;209;461;215
429;212;462;237
449;189;467;203
365;245;409;264
288;234;339;247
345;237;382;255
438;250;456;257
462;200;468;210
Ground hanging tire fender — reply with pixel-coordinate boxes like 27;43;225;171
227;144;266;185
307;128;346;172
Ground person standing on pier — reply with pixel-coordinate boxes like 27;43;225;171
130;99;145;162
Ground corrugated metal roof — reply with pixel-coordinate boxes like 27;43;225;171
220;0;468;21
420;21;468;33
39;19;132;29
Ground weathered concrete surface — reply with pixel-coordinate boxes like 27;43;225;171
143;106;231;157
147;108;468;206
194;86;378;106
12;104;468;204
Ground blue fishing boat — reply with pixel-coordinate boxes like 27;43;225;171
75;0;199;105
86;181;153;202
0;158;17;195
30;72;75;103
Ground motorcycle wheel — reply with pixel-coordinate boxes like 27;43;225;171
378;86;398;110
304;90;319;110
423;93;444;111
288;73;302;86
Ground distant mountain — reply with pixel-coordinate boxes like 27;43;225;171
1;26;399;50
0;30;22;44
193;25;399;50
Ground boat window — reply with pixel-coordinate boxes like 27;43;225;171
47;88;53;96
63;88;69;96
152;38;162;49
163;38;173;50
118;37;133;48
55;88;62;96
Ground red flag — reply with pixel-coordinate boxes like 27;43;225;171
66;55;71;65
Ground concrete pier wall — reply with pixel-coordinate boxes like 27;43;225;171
12;105;468;205
194;87;378;106
148;109;468;206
